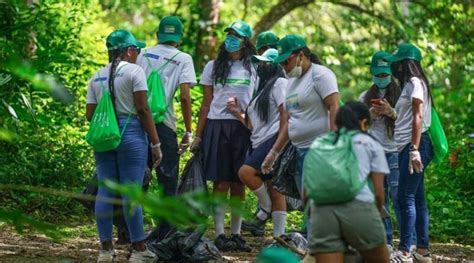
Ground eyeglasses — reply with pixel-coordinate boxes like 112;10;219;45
130;46;141;54
281;53;298;66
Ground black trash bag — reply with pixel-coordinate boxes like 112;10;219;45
286;196;304;212
272;143;300;199
147;228;222;262
267;232;308;258
177;153;207;195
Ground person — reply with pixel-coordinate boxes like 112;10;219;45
359;51;401;256
137;15;196;197
136;16;196;241
309;102;389;263
226;48;289;238
86;29;161;262
273;34;338;196
255;31;279;55
386;43;434;263
190;20;257;252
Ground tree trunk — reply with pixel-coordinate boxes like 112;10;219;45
194;0;221;70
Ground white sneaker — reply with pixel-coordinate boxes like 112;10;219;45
410;244;417;252
391;250;413;263
413;251;432;262
97;249;116;262
129;248;158;262
387;244;394;259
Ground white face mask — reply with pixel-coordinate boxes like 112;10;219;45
287;55;302;78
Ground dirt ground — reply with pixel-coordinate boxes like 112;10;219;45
0;227;472;262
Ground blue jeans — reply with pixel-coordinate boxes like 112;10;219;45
398;133;433;252
94;117;148;243
383;152;401;246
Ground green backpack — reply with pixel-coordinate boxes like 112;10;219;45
144;51;181;123
86;68;131;152
303;129;368;205
428;107;448;163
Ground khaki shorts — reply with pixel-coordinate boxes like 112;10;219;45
309;199;386;254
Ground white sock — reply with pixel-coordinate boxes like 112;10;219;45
252;184;272;220
214;205;225;238
272;211;287;237
231;207;242;235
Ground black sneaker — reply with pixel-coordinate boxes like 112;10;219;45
241;208;269;236
230;234;252;252
214;234;235;252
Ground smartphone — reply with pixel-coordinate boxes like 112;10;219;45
371;99;382;106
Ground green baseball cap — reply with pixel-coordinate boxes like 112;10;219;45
370;51;392;75
274;35;307;64
157;16;183;43
106;29;146;50
255;247;300;263
252;48;279;63
256;31;279;50
224;20;253;38
384;43;422;62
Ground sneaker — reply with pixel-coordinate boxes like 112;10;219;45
230;234;252;252
241;217;266;236
387;244;395;259
214;234;235;252
391;251;413;263
129;247;158;262
97;249;116;262
412;251;432;262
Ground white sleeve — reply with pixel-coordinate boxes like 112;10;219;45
199;61;214;86
131;66;148;92
179;55;197;86
359;91;368;103
272;78;288;106
315;67;339;99
369;138;390;174
86;75;97;104
410;77;425;102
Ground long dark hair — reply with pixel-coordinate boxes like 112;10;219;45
246;63;285;124
334;101;372;143
291;47;322;65
363;79;401;138
107;47;129;114
212;37;256;84
393;59;433;105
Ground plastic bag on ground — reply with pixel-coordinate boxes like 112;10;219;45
178;153;207;195
272;143;300;199
286;196;303;212
267;232;308;258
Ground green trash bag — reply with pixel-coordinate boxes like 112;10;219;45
303;129;368;205
145;51;181;124
428;107;448;163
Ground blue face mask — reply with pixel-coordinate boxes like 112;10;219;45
224;35;242;53
372;76;391;89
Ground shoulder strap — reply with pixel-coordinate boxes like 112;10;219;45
157;51;181;72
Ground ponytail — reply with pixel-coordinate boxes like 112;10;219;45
334;102;371;143
107;48;128;115
301;47;321;65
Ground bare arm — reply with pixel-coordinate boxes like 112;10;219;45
134;91;159;145
370;172;385;213
271;105;289;153
323;92;340;131
86;104;97;122
179;83;193;133
411;98;424;149
195;85;213;137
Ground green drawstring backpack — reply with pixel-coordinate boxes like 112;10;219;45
428;107;448;163
304;129;370;205
144;51;181;123
86;67;131;152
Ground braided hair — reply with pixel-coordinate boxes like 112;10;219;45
107;48;128;108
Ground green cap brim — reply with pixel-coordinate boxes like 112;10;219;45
224;27;246;38
135;40;146;48
273;51;292;64
252;55;272;63
384;55;402;63
158;33;181;43
371;67;391;75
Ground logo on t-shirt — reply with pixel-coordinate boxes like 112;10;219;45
94;77;107;82
286;93;299;110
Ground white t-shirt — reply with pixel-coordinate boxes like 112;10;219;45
247;77;288;148
136;44;197;131
394;77;432;151
359;90;398;153
200;59;257;120
86;61;147;116
352;133;390;203
286;63;339;148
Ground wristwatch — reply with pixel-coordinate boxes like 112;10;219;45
409;144;418;152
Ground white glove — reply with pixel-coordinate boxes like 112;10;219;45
151;142;163;169
409;150;423;174
190;136;202;153
261;149;279;174
177;132;193;154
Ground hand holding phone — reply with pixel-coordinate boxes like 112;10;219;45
371;99;382;106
